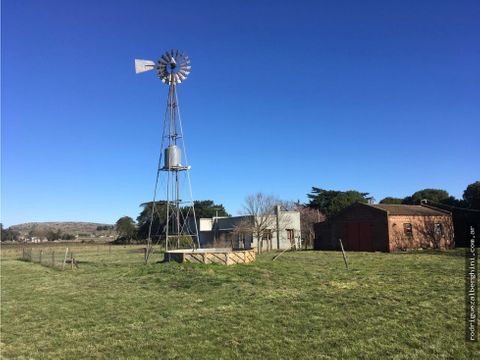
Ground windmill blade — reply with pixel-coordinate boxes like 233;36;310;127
135;59;156;74
136;50;191;84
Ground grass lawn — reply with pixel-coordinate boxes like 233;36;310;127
1;246;478;359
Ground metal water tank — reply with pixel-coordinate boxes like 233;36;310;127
165;145;182;168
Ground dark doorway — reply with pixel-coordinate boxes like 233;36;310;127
346;223;373;251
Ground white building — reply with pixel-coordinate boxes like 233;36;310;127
198;207;301;251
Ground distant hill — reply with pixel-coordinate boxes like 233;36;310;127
9;222;115;236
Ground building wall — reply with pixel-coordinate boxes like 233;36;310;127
271;210;301;250
199;218;213;231
212;231;254;249
425;204;480;247
449;210;480;247
314;204;455;252
198;210;301;251
198;218;214;245
314;204;389;252
314;221;333;249
387;215;454;251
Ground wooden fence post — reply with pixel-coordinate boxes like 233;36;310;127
71;252;74;270
339;238;349;270
39;250;43;264
272;248;289;261
62;248;69;271
52;251;55;267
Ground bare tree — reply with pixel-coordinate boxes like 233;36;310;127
390;223;408;251
235;193;287;253
390;216;455;251
294;205;325;249
412;216;454;250
232;217;254;249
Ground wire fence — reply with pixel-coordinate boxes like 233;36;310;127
20;247;82;270
14;244;157;270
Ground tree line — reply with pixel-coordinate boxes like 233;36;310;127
305;181;480;218
378;182;480;209
114;200;229;243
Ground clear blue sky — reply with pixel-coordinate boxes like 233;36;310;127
2;0;479;226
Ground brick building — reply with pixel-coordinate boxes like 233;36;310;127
314;203;454;252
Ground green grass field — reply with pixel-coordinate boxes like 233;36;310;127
1;245;478;359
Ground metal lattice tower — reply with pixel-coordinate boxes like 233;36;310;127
135;50;199;257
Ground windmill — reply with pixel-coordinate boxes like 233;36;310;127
135;50;199;259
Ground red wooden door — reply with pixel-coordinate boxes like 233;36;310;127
346;223;373;251
346;223;360;250
359;223;373;251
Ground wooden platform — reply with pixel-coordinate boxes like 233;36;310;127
164;248;256;265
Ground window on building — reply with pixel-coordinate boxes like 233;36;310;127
286;229;295;241
434;223;443;235
403;223;413;237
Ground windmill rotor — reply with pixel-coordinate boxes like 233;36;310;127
156;49;191;85
134;50;191;85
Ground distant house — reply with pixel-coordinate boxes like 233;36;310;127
197;207;301;252
314;203;454;252
29;237;48;243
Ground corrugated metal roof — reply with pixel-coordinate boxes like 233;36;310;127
369;204;449;216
